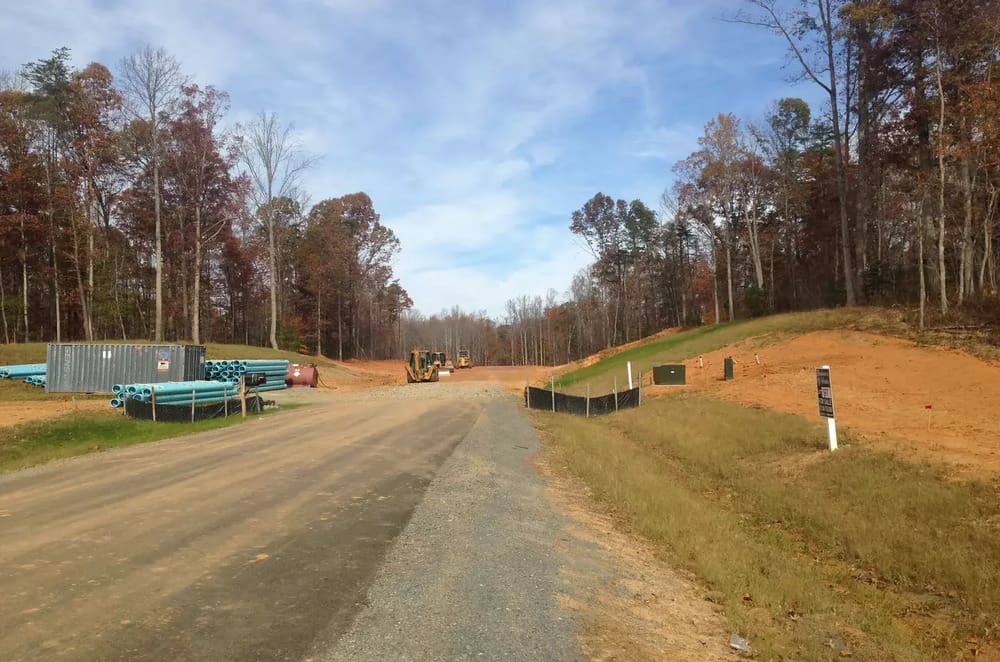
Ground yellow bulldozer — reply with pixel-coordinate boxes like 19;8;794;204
405;349;439;383
457;349;472;369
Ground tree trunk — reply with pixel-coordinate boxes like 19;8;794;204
935;38;948;315
153;143;164;341
725;236;735;322
71;205;93;341
267;211;279;350
337;292;343;361
192;204;203;345
20;216;29;342
316;288;323;357
959;152;974;303
821;0;856;307
0;264;9;344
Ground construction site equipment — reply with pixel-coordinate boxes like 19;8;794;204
456;349;472;369
286;364;319;388
205;359;289;392
405;349;439;383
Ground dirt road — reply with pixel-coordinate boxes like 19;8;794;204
0;393;507;661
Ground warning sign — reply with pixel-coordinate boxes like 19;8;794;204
816;367;835;419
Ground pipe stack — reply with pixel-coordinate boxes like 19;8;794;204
23;375;47;388
110;380;240;409
0;363;46;380
205;359;288;392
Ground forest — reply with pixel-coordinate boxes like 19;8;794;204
3;1;999;366
406;0;1000;366
0;46;408;358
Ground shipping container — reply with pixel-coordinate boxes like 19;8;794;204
46;344;206;393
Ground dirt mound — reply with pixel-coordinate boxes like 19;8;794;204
664;330;1000;477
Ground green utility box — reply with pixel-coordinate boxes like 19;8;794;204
652;364;686;385
724;357;735;380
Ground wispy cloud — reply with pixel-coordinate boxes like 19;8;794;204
1;0;814;315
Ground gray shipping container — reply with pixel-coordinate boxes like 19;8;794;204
46;344;206;393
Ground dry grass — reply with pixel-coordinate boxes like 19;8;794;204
535;394;1000;660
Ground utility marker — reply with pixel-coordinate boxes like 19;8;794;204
816;365;837;451
627;361;633;389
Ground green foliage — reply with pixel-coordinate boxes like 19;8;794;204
743;285;769;317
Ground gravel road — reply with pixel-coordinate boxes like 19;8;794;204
0;383;587;661
317;392;580;661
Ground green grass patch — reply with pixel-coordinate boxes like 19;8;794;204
535;394;1000;660
0;406;297;473
554;308;907;394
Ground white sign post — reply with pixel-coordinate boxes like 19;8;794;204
816;365;837;451
627;361;634;390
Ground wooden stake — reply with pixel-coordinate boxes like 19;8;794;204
614;377;618;412
191;389;196;423
151;389;157;423
586;383;590;418
551;376;555;412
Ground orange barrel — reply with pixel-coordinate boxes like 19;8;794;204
286;364;319;388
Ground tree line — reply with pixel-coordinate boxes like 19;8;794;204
404;0;999;366
0;46;409;357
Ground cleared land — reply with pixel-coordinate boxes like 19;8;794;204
539;309;1000;659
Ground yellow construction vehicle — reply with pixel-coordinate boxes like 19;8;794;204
405;349;439;383
457;349;472;369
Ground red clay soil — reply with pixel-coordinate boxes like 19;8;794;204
0;400;110;429
662;330;1000;477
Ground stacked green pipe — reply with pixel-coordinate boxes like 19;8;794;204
110;380;239;409
205;359;288;392
0;363;46;379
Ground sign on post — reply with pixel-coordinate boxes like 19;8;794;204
816;366;838;451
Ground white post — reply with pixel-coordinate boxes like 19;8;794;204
827;417;838;452
551;376;555;412
638;372;642;406
586;383;590;418
627;361;633;390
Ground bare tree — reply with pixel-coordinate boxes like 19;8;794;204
119;46;184;340
734;0;857;306
238;112;315;350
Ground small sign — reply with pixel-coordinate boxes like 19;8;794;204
157;359;170;372
816;367;834;419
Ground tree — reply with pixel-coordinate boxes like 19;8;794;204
237;112;314;350
737;0;857;305
119;46;184;340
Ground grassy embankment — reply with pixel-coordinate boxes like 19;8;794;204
0;341;323;472
556;308;984;395
539;310;1000;659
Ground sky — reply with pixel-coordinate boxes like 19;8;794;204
0;0;824;318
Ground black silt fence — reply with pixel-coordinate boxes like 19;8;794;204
124;395;264;422
525;386;640;416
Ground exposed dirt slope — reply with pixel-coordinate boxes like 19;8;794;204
658;330;1000;477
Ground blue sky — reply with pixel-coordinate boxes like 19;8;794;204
1;0;824;317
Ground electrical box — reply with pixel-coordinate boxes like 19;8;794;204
652;364;686;385
724;357;735;381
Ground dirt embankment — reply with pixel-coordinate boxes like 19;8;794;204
662;330;1000;477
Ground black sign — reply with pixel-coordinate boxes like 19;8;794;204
244;372;267;388
816;367;835;419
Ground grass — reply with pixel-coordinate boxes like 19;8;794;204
0;380;107;402
0;405;297;473
554;308;900;394
535;394;1000;660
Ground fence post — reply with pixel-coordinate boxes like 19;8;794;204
151;389;157;423
627;361;633;389
525;381;530;409
586;383;590;418
614;377;618;412
191;389;196;423
240;377;247;419
551;376;556;412
224;388;229;418
638;371;642;406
